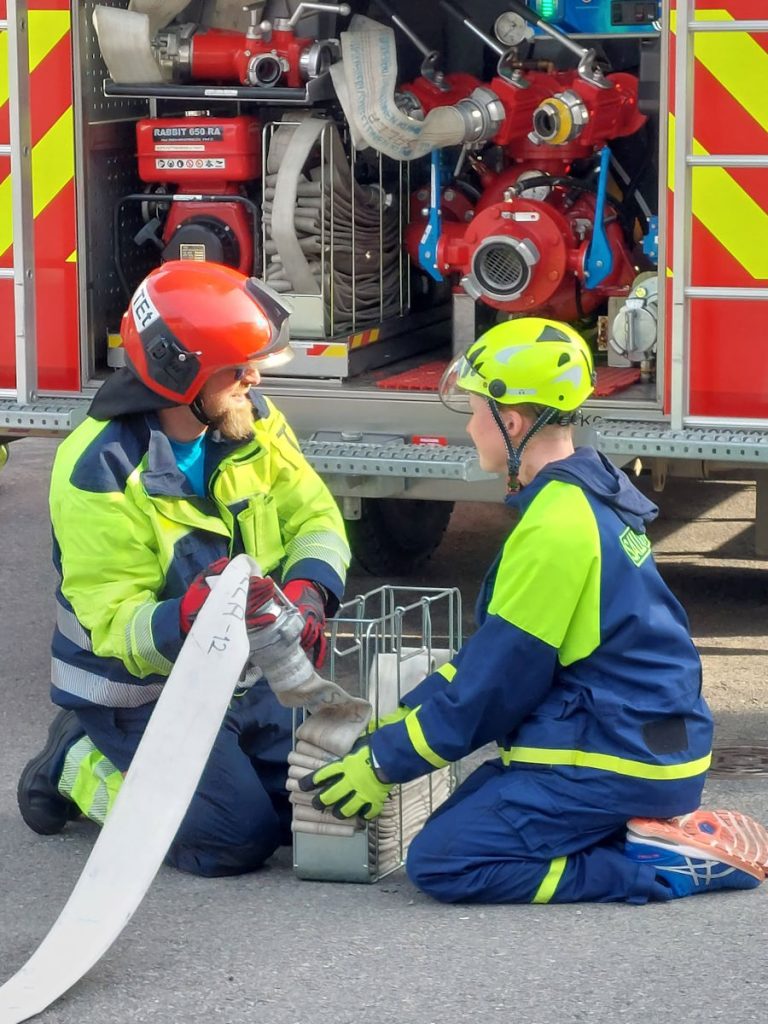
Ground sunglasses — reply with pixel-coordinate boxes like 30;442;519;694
233;365;261;382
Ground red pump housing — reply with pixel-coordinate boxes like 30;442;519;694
403;66;645;320
184;26;329;88
135;114;261;276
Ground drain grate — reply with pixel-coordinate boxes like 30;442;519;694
709;747;768;777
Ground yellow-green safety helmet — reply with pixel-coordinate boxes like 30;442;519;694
439;317;595;414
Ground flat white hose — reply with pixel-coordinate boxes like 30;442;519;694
290;648;454;857
263;115;402;329
92;7;165;83
330;15;470;160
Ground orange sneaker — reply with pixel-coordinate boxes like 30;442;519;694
627;809;768;883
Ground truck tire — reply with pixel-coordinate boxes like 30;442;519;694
346;498;454;576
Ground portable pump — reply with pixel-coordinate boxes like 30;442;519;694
153;1;350;89
133;112;261;275
399;2;646;320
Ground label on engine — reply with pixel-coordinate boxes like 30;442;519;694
154;158;227;171
154;143;206;152
152;126;225;142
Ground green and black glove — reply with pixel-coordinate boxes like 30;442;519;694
299;743;393;821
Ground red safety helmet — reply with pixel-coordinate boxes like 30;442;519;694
120;261;292;404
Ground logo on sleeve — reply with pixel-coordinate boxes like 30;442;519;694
619;526;651;567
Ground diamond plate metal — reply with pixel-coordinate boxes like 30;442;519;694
709;747;768;777
0;399;90;434
301;440;493;481
593;418;768;463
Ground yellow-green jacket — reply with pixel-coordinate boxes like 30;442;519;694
50;393;349;710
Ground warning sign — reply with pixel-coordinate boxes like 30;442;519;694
154;158;227;171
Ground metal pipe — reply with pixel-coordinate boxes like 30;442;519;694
7;0;37;405
438;0;504;56
371;0;434;59
669;0;694;430
502;0;587;60
689;20;768;32
685;287;768;301
688;155;768;168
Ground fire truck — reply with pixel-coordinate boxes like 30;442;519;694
1;0;767;571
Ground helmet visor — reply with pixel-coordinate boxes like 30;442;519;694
438;352;475;414
244;277;294;364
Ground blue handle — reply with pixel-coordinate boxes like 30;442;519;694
417;150;445;283
584;145;614;289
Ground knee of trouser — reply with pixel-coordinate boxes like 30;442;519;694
166;833;281;877
405;826;465;904
168;801;283;878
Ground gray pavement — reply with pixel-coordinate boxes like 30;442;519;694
1;438;767;1024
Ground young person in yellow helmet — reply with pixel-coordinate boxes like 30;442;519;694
301;317;768;904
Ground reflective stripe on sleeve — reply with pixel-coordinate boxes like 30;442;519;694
56;604;92;651
404;707;450;769
436;663;457;682
129;603;173;675
283;530;350;579
51;658;163;707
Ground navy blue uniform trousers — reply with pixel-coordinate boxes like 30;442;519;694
74;678;292;878
406;761;671;904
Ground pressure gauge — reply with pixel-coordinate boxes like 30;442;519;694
515;169;552;202
493;12;534;47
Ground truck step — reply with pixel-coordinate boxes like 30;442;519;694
594;418;768;463
301;439;493;481
0;398;90;435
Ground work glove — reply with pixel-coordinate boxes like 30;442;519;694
179;558;276;634
282;579;328;668
299;743;393;821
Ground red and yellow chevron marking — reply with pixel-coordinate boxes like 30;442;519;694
667;1;768;420
0;0;79;392
306;342;348;358
348;327;380;350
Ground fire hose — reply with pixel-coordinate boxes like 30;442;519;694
242;581;453;849
282;647;452;856
330;15;504;161
262;115;402;327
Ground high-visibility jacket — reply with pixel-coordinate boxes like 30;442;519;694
371;447;712;817
49;393;350;710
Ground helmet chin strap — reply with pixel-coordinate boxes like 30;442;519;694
487;401;558;491
190;394;212;427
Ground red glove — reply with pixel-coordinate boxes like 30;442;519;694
180;558;277;634
282;579;328;668
242;575;277;631
179;557;230;634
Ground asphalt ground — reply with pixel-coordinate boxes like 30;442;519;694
1;437;767;1024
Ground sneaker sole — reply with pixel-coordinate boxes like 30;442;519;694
17;713;81;835
628;810;768;882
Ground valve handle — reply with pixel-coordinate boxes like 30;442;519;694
286;1;351;29
503;0;610;88
584;146;614;288
417;149;445;284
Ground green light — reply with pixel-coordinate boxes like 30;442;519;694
536;0;558;18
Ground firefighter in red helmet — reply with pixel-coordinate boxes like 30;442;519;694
18;261;350;877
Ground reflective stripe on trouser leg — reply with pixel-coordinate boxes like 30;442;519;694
58;735;123;825
531;855;567;904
